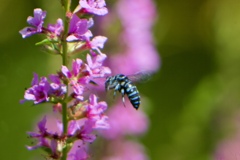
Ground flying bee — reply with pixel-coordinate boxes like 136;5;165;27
105;72;151;110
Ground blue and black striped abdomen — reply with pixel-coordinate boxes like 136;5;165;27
124;82;140;109
105;74;141;110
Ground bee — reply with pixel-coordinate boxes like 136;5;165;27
105;72;150;110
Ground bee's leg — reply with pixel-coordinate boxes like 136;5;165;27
121;88;126;107
113;90;117;98
113;84;120;98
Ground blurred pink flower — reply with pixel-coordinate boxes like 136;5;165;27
106;0;160;75
101;100;148;139
75;0;108;16
214;113;240;160
214;136;240;160
102;140;149;160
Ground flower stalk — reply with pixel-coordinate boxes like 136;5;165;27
61;2;71;159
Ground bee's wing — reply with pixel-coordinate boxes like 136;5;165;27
128;71;152;83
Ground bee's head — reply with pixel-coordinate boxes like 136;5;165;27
105;76;118;91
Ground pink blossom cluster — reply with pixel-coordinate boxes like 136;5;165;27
19;3;108;56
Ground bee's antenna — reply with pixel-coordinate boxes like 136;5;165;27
89;80;98;86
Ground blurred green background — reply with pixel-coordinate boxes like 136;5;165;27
1;0;240;159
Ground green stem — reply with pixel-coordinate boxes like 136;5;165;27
61;0;71;160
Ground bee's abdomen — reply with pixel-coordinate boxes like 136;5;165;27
124;82;140;110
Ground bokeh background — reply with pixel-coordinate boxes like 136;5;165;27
1;0;240;159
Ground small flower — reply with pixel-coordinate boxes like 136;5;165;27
81;36;108;55
86;54;111;78
67;119;96;143
84;94;109;129
27;116;51;150
26;137;49;150
61;59;86;99
61;56;110;92
19;8;47;38
75;0;108;16
68;141;89;160
77;120;97;142
22;73;67;104
27;116;48;138
27;116;63;159
72;59;84;77
67;14;91;41
49;74;67;97
23;73;50;104
47;18;64;38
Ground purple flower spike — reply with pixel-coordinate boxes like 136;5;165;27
19;8;47;38
78;0;108;16
67;14;90;41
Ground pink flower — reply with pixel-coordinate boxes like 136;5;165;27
60;57;110;99
47;18;63;38
68;141;89;160
82;36;108;55
84;94;109;129
23;73;50;104
68;119;96;143
21;73;67;104
67;14;91;41
19;8;46;38
86;54;111;78
27;116;62;158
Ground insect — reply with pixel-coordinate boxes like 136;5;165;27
105;72;150;110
